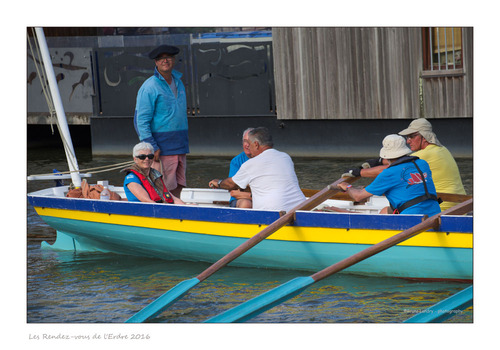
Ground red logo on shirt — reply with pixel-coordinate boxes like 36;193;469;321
407;172;427;185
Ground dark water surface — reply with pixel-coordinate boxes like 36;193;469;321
26;147;473;329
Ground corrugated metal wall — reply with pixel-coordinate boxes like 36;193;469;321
272;27;472;121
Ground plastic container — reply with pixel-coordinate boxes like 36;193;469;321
100;185;110;200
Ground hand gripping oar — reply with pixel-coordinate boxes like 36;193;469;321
126;176;358;323
205;198;473;323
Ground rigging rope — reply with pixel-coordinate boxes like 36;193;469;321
28;28;80;175
28;28;57;134
28;160;135;177
28;29;134;182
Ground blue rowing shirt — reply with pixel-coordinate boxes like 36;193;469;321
228;152;250;203
365;159;441;216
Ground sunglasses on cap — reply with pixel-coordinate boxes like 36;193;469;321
135;154;154;160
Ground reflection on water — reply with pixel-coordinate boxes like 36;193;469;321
27;147;473;323
27;248;473;323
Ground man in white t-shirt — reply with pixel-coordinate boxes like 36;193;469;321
209;127;306;212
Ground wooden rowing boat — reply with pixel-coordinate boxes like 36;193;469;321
28;185;472;280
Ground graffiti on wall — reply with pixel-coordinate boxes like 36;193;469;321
193;42;275;116
27;47;94;114
27;36;276;118
95;48;169;116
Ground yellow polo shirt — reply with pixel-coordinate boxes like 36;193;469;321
412;144;466;210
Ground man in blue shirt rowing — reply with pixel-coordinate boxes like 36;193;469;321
337;134;441;216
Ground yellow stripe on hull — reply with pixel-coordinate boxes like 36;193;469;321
34;207;472;249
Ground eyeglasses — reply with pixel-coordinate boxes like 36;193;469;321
135;154;154;160
406;133;421;140
155;56;175;62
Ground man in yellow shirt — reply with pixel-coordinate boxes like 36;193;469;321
398;119;466;210
344;118;466;210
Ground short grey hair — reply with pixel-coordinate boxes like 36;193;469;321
242;127;254;140
133;142;154;157
248;127;273;147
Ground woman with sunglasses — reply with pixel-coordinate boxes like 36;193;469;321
122;142;185;204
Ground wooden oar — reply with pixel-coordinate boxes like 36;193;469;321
301;188;357;201
205;198;473;323
302;188;472;203
125;176;358;323
436;192;472;203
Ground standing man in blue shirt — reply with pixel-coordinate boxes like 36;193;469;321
134;45;189;198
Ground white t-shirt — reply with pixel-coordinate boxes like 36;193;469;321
232;148;306;211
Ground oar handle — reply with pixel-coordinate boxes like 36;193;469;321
310;198;473;283
438;192;472;203
290;176;358;212
196;176;358;282
302;189;472;203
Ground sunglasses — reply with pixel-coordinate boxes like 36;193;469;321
135;154;154;160
406;133;421;140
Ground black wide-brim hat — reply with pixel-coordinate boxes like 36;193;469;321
148;45;180;59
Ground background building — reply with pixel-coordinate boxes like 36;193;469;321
27;27;472;157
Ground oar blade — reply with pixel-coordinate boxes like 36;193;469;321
126;278;200;323
404;286;473;323
205;276;314;323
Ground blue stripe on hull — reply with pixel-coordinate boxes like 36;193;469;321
41;216;472;280
28;195;472;232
